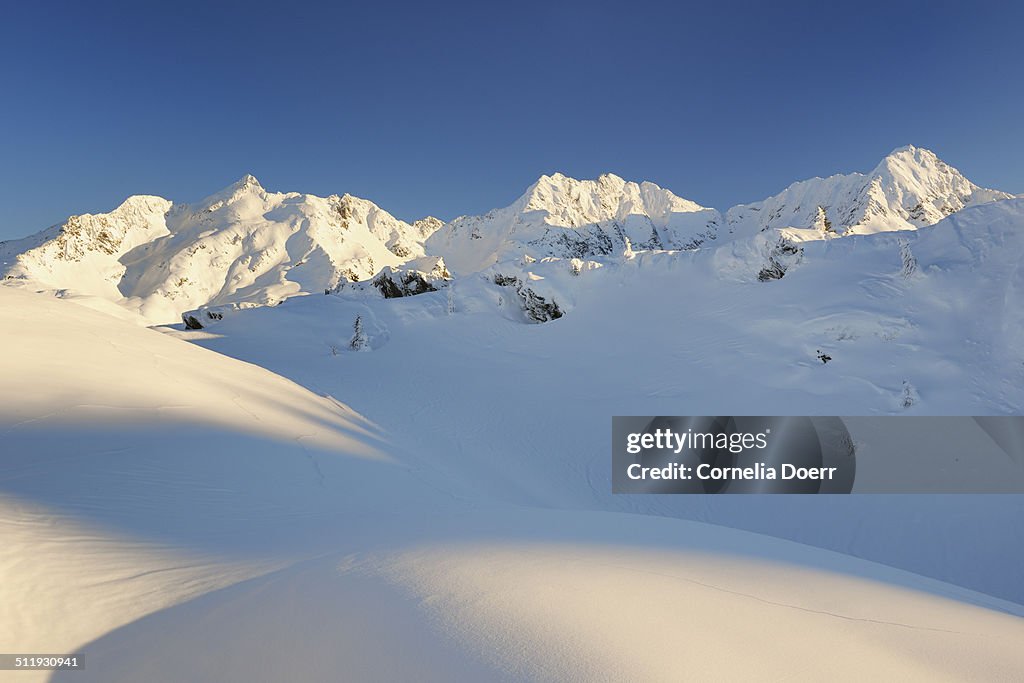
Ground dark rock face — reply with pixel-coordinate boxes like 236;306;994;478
372;271;438;299
373;274;405;299
331;258;450;299
181;309;223;329
493;274;563;323
528;225;616;260
757;261;787;282
680;221;719;250
757;237;803;282
388;243;412;258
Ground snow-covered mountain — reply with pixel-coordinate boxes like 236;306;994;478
726;145;1013;237
0;175;442;323
4;152;1024;682
1;146;1015;325
426;172;722;274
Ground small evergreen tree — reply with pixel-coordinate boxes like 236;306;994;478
350;315;367;350
898;238;918;279
814;206;834;233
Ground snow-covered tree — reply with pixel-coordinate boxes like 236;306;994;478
622;236;634;259
898;238;918;279
901;380;919;408
350;315;367;351
813;206;834;234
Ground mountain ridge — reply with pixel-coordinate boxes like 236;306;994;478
1;146;1015;324
1;177;443;322
427;171;722;274
726;145;1013;238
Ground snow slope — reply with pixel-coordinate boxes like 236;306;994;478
181;198;1024;605
0;287;403;654
3;289;1024;683
2;151;1023;680
0;287;484;679
0;175;441;323
47;516;1024;683
726;145;1013;238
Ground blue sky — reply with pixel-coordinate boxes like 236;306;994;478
1;0;1022;238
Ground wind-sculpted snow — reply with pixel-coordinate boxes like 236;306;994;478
0;287;423;675
3;249;1024;681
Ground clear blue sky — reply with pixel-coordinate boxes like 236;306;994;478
1;0;1022;238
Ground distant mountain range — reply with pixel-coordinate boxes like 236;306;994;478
0;146;1015;324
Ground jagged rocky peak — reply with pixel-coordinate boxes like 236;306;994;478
411;215;444;237
330;193;443;259
725;145;1013;237
426;172;722;274
519;172;609;220
65;194;173;252
875;144;940;172
871;144;973;183
519;171;707;224
233;173;263;191
0;193;172;271
198;173;270;210
868;145;1009;224
334;192;373;219
1;175;445;324
3;151;1014;326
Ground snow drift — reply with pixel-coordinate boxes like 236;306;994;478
2;286;1023;682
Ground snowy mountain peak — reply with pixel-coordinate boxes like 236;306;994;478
1;194;171;265
428;172;721;274
884;143;928;158
2;149;1015;325
516;172;708;219
1;176;444;324
234;173;263;190
198;173;269;209
872;145;953;183
726;145;1013;237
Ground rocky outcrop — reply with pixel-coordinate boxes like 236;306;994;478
757;237;804;282
493;273;563;323
336;256;452;299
